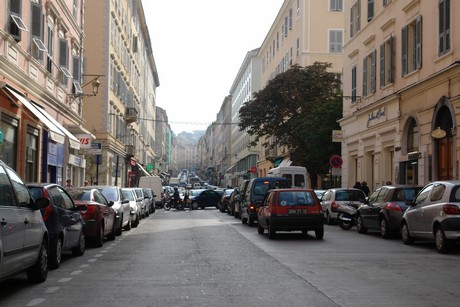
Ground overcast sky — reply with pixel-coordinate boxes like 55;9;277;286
142;0;284;134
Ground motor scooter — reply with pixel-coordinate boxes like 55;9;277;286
164;198;184;211
336;202;360;230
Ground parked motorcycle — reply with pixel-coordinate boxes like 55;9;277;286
336;202;360;230
164;198;184;211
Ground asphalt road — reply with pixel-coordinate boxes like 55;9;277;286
1;208;460;307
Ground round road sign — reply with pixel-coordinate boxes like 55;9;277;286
330;155;343;168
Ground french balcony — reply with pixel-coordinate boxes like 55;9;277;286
125;145;136;157
124;107;138;123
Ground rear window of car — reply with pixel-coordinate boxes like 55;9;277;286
278;191;315;206
122;190;135;201
335;190;365;201
99;188;118;202
254;182;270;196
67;190;90;201
392;188;421;201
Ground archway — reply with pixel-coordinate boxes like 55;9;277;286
433;99;455;180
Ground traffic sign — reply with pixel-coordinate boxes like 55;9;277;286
330;155;343;168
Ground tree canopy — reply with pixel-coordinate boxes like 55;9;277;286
238;63;342;185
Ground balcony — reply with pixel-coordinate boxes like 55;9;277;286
124;107;138;123
125;145;136;157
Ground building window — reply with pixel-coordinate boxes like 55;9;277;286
58;36;71;86
367;0;374;21
363;49;376;97
297;0;300;18
289;8;293;29
351;65;357;103
329;30;343;53
350;0;361;37
9;0;27;41
407;118;419;153
284;17;288;37
0;114;18;169
439;0;450;56
330;0;343;11
402;16;422;76
31;3;47;62
383;0;392;7
25;126;39;182
380;36;394;87
296;38;300;58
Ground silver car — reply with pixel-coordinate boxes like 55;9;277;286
122;188;141;228
401;181;460;253
320;188;366;225
0;160;50;283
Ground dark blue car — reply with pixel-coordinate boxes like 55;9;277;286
27;183;87;269
189;189;223;210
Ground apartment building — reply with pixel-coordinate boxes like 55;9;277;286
257;0;345;180
82;0;159;187
227;49;262;187
0;0;91;185
340;0;460;189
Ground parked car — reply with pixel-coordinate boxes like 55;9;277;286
257;189;324;239
320;188;366;225
0;160;50;283
401;181;460;253
241;177;290;226
226;189;239;216
356;185;422;238
133;187;149;218
234;180;250;219
314;189;327;200
218;188;234;212
67;187;117;247
27;183;87;269
86;185;131;235
122;188;141;228
189;189;223;209
142;188;155;214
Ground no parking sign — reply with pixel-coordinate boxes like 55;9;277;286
329;155;343;168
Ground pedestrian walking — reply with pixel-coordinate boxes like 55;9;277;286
359;181;370;197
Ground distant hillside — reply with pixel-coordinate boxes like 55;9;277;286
177;130;205;143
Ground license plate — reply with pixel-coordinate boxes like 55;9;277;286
288;209;306;215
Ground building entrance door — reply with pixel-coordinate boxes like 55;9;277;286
438;136;453;180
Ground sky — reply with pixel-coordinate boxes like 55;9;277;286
142;0;284;135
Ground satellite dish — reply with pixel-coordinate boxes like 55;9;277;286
431;127;446;139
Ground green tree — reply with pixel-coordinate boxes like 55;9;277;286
238;63;342;187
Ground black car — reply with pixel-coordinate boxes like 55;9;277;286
27;183;87;269
356;185;422;238
189;189;223;209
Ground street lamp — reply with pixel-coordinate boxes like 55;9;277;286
69;74;103;98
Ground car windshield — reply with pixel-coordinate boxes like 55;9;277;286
335;190;365;201
67;189;91;201
122;190;135;201
98;188;118;201
278;191;315;206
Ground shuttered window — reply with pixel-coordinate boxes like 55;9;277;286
439;0;450;55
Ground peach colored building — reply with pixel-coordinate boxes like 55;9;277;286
0;0;88;185
340;0;460;189
256;0;345;183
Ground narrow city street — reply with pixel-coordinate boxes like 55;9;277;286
1;208;460;307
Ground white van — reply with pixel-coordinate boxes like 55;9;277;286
267;166;309;189
138;176;163;207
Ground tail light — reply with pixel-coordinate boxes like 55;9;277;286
81;205;96;218
443;204;460;215
331;201;338;212
249;203;255;212
42;204;53;221
385;202;402;211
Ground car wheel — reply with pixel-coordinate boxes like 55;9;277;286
380;218;392;239
94;225;104;247
248;217;254;227
301;230;309;237
116;216;123;236
401;222;414;245
107;222;116;241
315;226;324;240
124;218;132;231
326;211;334;225
192;202;199;210
257;223;264;234
268;223;276;240
27;239;48;283
49;237;62;270
435;226;452;254
356;215;367;234
72;231;86;256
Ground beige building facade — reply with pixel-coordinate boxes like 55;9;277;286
257;0;345;179
340;0;460;190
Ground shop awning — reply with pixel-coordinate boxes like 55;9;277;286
7;89;65;144
225;163;237;173
31;102;80;150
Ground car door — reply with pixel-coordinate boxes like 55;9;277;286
0;166;24;276
94;191;114;235
369;188;388;229
360;188;381;228
406;184;433;236
421;184;446;236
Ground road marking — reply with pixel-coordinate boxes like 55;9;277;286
88;258;97;262
26;298;46;306
94;254;103;258
58;278;72;283
71;270;82;275
44;287;60;294
80;264;89;268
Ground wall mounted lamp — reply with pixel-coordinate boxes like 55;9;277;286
69;74;104;98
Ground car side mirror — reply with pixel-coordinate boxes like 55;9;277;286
33;197;50;210
108;201;114;207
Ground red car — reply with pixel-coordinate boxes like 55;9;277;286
257;188;324;240
67;188;117;247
